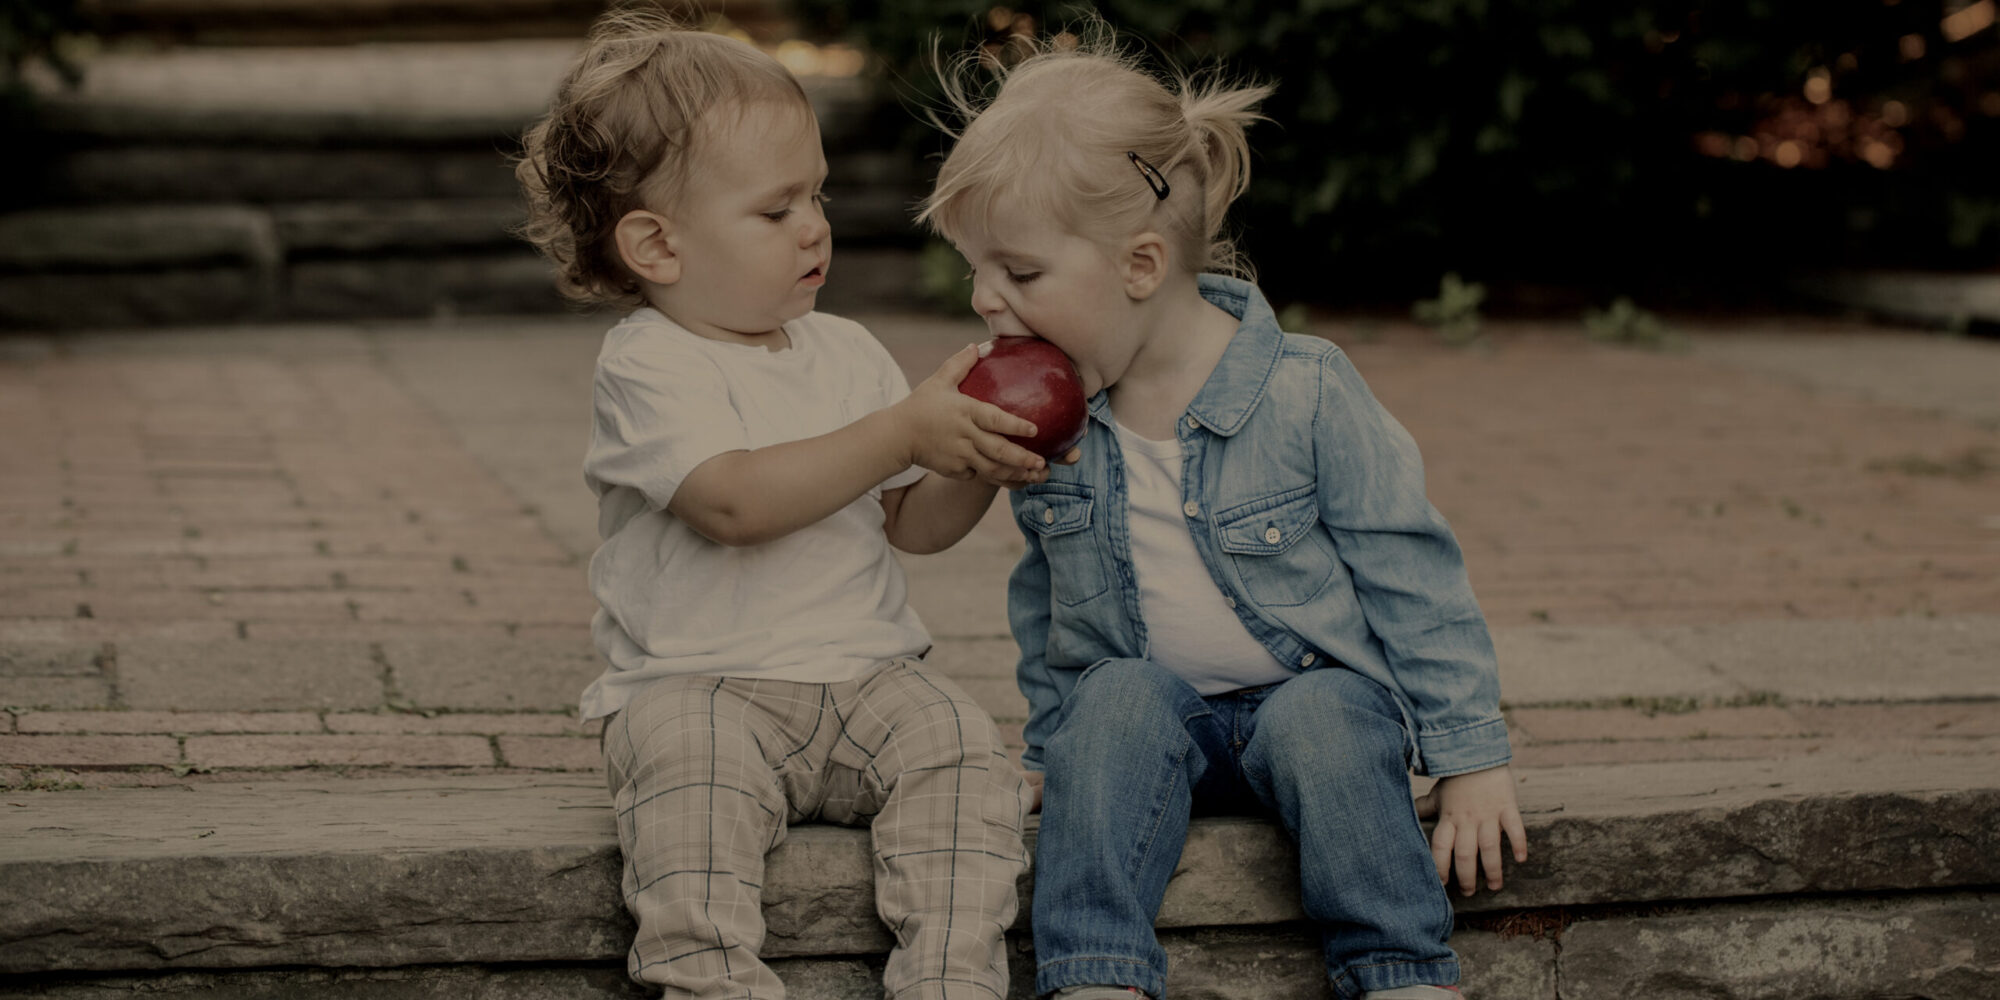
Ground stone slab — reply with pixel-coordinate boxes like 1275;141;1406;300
1490;614;2000;707
0;927;1548;1000
494;735;599;771
14;711;324;735
115;639;382;711
270;200;528;254
0;677;114;710
366;319;605;558
1557;892;1999;999
0;964;653;1000
0;206;281;272
1507;705;1804;743
3;753;1996;974
1694;324;2000;428
1489;625;1739;705
379;636;602;712
0;734;179;768
27;42;873;144
285;253;564;320
0;642;106;677
21;898;1992;999
0;269;267;330
182;733;494;768
37;147;522;204
26;40;581;141
1790;270;2000;329
1650;615;2000;701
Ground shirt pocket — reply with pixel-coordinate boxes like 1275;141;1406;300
1216;485;1341;608
1017;485;1111;607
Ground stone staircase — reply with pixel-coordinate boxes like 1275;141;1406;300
2;37;928;329
4;747;1997;997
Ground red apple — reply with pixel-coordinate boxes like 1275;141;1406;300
957;337;1088;459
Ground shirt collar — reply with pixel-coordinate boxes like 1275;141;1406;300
1184;274;1285;437
1084;274;1286;436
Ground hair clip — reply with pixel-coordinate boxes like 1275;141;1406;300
1127;151;1170;201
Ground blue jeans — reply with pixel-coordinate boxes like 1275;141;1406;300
1032;659;1457;1000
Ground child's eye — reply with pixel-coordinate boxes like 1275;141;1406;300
813;190;832;205
762;209;792;222
1008;271;1040;284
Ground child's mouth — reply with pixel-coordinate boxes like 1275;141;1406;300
800;264;826;287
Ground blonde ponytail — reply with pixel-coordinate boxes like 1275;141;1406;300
1179;76;1273;277
919;21;1272;278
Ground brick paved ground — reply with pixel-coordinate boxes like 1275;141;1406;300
1;315;1996;789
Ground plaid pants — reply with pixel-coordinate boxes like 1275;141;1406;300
602;659;1031;999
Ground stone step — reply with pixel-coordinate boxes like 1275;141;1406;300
21;43;906;194
0;240;923;328
5;41;933;326
24;39;872;141
0;184;926;328
1789;270;2000;330
2;753;1995;996
77;0;758;48
5;894;1994;999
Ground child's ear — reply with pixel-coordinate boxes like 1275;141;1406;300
1121;231;1170;301
614;209;681;286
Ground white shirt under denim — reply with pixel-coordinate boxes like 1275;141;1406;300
1112;420;1294;696
578;308;928;721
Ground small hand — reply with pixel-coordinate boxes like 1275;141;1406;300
996;444;1081;491
895;344;1048;484
1023;769;1044;813
1413;764;1528;896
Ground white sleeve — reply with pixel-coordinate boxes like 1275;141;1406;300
585;342;747;510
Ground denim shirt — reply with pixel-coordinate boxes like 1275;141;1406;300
1007;275;1511;779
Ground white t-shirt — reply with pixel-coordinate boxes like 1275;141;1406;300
1115;421;1295;696
577;308;930;721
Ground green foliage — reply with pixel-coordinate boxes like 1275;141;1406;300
1412;272;1485;346
918;238;974;313
1583;296;1686;351
1275;302;1310;333
793;0;2000;301
2;0;84;117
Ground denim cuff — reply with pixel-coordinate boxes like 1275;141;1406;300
1414;715;1512;777
1036;955;1164;999
1330;956;1461;1000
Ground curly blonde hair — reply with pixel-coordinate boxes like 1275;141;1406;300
515;9;811;308
917;24;1272;278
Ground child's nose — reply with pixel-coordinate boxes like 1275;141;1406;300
968;278;1004;317
797;207;830;248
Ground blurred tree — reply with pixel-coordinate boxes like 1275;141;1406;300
2;0;82;120
791;0;2000;306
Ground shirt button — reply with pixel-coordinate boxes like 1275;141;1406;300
1264;526;1282;544
1300;652;1317;667
1182;500;1201;518
1041;507;1055;525
1224;596;1237;609
1185;415;1200;430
